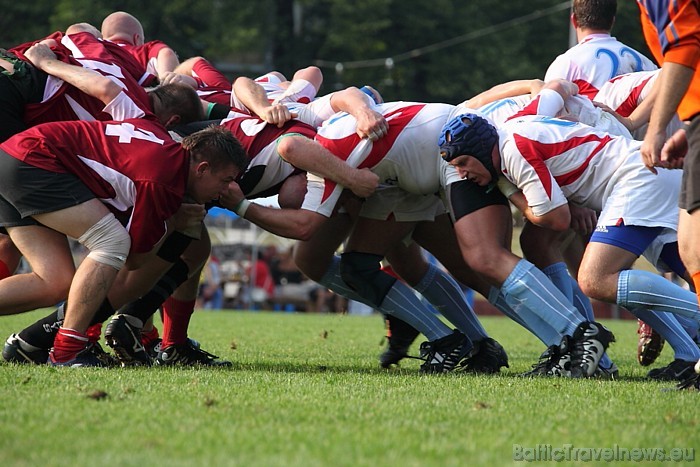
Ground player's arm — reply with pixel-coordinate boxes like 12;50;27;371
219;182;327;240
276;135;379;199
232;76;293;126
508;191;571;231
642;62;695;171
461;79;545;109
328;87;388;140
155;46;180;81
24;43;122;105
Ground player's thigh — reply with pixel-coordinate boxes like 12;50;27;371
6;224;75;279
293;213;354;280
385;242;429;285
344;216;416;256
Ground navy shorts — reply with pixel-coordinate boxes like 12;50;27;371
0;150;94;228
447;179;509;222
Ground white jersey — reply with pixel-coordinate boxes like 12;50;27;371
500;91;680;230
594;70;682;139
470;92;631;138
544;34;657;99
302;102;460;217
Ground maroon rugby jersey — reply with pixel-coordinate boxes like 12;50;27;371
0;118;187;254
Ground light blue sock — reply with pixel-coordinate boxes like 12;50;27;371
319;256;450;341
618;270;700;326
414;263;488;341
674;315;700;343
570;276;595;321
624;308;700;361
544;265;613;367
542;262;574;303
488;287;560;346
381;281;453;341
501;260;583;337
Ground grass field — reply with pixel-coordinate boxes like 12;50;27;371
1;309;698;466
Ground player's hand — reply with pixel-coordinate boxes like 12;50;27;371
260;104;294;127
171;203;207;231
347;168;379;199
356;109;389;141
24;43;56;68
159;72;198;88
640;130;666;174
568;204;597;236
660;127;687;169
219;181;246;211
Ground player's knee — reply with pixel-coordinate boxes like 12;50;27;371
77;213;131;270
340;252;396;307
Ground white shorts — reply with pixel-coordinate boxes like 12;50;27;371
359;186;446;222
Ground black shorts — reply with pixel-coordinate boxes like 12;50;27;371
446;179;509;222
679;115;700;213
0;49;47;143
0;150;95;228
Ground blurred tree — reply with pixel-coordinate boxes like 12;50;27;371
1;0;652;104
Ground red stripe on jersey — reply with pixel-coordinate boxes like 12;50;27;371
513;132;614;196
572;79;599;99
507;96;544;121
614;76;654;117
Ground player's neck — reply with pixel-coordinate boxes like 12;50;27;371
577;29;611;43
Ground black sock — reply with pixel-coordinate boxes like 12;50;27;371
385;313;421;345
90;298;115;325
119;259;190;322
18;303;66;350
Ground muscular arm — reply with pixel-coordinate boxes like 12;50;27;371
232;76;293;125
328;87;388;140
24;43;121;105
642;62;695;170
508;191;571;231
276;135;379;199
218;181;328;240
155;47;180;80
461;79;545;109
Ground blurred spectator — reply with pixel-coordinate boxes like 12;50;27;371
197;254;224;310
245;250;275;310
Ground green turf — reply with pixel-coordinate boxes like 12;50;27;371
0;310;697;466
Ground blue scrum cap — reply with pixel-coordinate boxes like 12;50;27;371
438;113;499;178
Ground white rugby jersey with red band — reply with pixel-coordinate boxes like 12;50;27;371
304;102;456;217
499;89;679;230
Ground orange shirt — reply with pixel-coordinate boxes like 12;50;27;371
638;0;700;120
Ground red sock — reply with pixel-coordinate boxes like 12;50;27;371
85;323;102;344
51;328;89;362
161;297;196;348
0;260;10;280
140;326;160;347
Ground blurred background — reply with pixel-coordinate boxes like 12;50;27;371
2;0;650;103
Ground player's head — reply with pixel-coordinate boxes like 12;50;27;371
572;0;616;31
148;83;204;128
101;11;145;46
66;22;102;39
182;125;249;203
439;113;499;182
